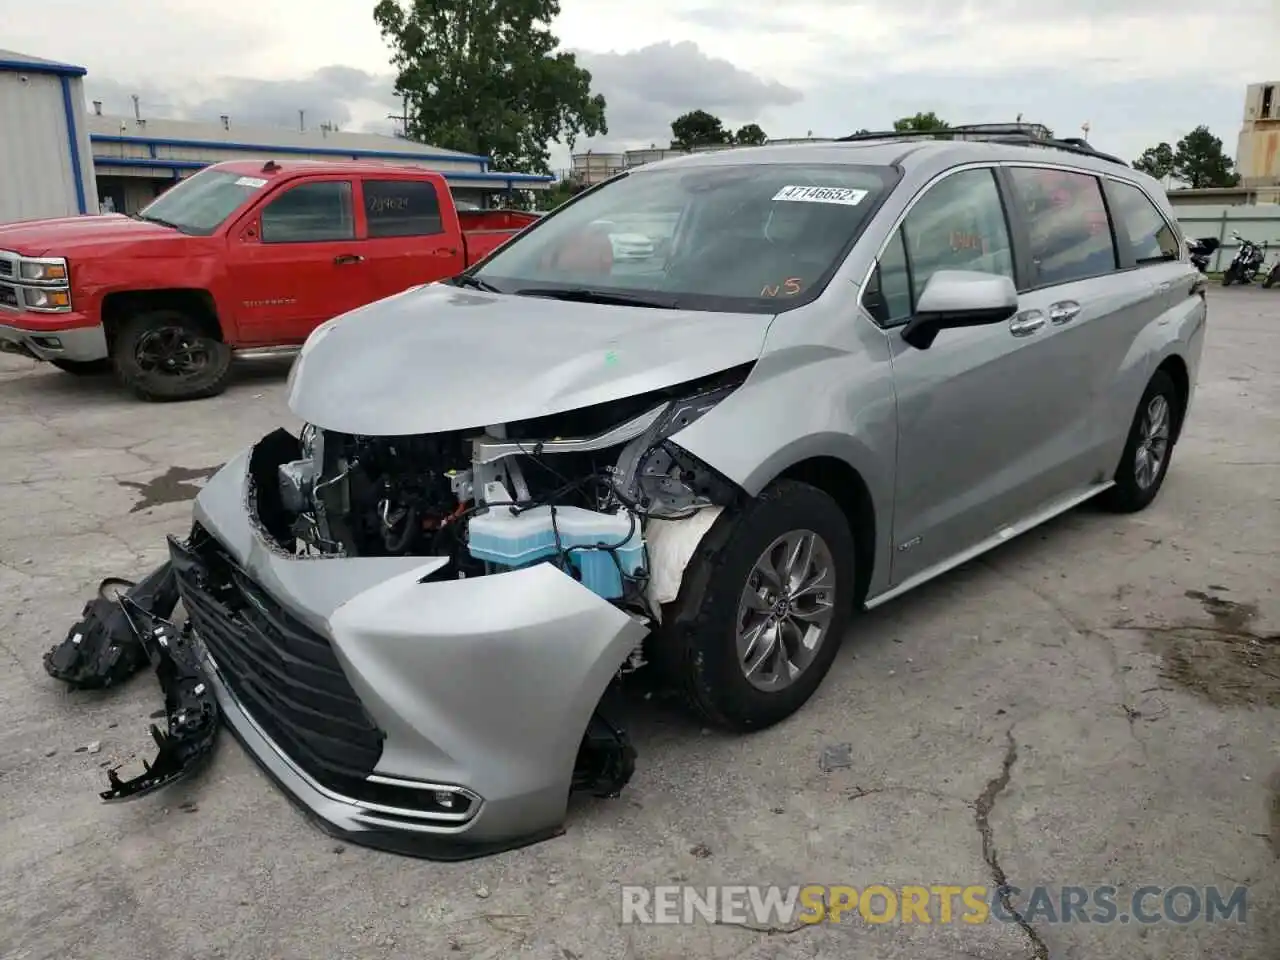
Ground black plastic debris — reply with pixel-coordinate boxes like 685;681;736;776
44;560;220;803
101;620;219;802
43;563;179;689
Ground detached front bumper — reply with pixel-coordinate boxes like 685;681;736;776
0;310;108;362
180;445;648;859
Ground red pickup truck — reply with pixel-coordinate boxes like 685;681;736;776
0;159;539;400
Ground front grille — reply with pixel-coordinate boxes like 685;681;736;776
0;260;12;278
169;526;385;792
0;284;17;309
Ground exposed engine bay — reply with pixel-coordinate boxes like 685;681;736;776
256;364;749;619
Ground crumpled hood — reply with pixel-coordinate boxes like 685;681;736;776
0;214;185;257
287;282;775;435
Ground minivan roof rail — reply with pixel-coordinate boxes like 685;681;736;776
835;124;1129;168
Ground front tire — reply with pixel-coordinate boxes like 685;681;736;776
1097;370;1180;514
111;309;232;402
1263;267;1278;289
1222;265;1237;286
657;480;855;732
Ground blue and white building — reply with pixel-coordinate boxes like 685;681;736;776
0;49;98;222
0;48;553;224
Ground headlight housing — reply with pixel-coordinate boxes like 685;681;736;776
19;258;68;283
0;254;72;313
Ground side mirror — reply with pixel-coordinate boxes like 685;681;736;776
901;270;1018;350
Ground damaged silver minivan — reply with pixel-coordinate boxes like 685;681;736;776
58;130;1206;858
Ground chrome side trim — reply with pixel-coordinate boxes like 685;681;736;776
472;402;669;463
863;481;1114;610
203;649;483;831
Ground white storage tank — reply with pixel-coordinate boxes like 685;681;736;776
0;50;98;223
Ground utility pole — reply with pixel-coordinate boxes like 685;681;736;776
299;109;305;132
387;92;410;137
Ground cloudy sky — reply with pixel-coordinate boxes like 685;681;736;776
6;0;1274;174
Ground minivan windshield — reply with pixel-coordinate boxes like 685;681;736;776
465;162;898;313
136;168;267;236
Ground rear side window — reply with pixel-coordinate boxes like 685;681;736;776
261;181;355;243
1009;168;1116;287
364;180;444;238
1107;180;1180;265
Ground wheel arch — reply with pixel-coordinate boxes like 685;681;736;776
769;455;878;608
102;288;223;351
1154;353;1190;442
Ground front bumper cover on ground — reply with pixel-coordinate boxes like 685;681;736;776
47;441;649;859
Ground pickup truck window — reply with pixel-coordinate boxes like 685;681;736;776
260;181;355;243
364;180;444;237
467;162;898;314
135;168;266;236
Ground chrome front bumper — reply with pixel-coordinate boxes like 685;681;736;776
0;321;108;362
186;445;648;858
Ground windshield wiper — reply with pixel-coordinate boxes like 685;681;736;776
134;213;187;233
514;287;678;309
448;273;503;293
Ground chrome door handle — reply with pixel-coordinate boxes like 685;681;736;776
1154;281;1172;293
1048;300;1081;324
1009;309;1045;336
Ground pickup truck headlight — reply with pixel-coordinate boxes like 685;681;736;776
22;287;72;311
19;258;68;282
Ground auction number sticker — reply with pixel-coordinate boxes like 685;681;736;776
772;185;868;205
235;176;269;188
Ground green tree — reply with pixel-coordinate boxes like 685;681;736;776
1172;126;1240;188
893;111;949;133
374;0;607;175
734;123;768;146
1133;142;1175;180
670;110;731;149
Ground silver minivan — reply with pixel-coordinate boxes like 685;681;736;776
144;130;1206;856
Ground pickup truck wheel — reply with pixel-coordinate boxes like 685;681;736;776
50;358;111;375
1097;370;1179;514
657;480;854;732
112;310;232;402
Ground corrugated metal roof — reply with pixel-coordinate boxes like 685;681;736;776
0;49;87;77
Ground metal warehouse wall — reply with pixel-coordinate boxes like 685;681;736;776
1174;204;1280;272
0;71;97;223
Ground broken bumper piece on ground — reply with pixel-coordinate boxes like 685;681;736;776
43;561;221;803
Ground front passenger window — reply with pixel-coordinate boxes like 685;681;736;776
260;181;355;243
901;168;1015;302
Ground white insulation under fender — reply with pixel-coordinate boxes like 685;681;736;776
642;506;724;622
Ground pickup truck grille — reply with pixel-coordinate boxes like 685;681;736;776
0;259;12;278
168;527;386;792
0;284;18;309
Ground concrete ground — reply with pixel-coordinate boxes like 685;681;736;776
0;288;1276;960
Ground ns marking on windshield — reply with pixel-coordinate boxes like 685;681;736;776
235;176;268;189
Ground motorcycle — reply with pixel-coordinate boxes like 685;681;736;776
1221;232;1268;285
1185;236;1220;274
1261;256;1280;289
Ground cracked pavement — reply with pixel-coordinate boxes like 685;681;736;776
1;287;1277;960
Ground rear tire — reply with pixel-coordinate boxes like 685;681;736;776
1097;370;1180;514
111;309;232;402
1222;265;1236;286
50;358;111;375
655;480;855;732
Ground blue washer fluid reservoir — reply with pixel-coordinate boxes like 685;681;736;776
467;505;645;599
